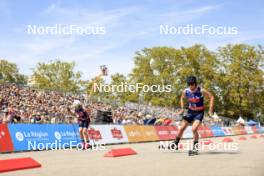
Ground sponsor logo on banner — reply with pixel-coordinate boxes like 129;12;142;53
54;131;62;140
111;128;123;140
140;126;159;141
154;126;178;140
15;132;24;141
8;124;80;151
8;124;51;151
167;126;178;139
54;130;78;140
154;126;171;140
88;128;102;141
129;131;141;137
15;131;49;141
0;124;14;152
90;125;128;144
222;127;234;136
124;125;145;142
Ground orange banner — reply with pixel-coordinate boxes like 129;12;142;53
123;125;145;142
140;126;159;141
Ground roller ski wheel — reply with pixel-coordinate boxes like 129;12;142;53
158;144;165;149
188;150;199;156
82;143;92;150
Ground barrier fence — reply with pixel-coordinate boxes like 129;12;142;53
0;124;263;153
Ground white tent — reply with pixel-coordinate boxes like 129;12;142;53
237;116;245;125
212;112;219;119
212;112;221;122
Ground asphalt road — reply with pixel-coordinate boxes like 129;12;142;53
1;135;264;176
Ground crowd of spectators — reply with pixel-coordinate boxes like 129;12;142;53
0;84;79;124
0;84;177;125
0;83;230;126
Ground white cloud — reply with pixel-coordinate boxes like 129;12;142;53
0;4;143;79
158;5;220;24
41;3;140;27
1;2;263;81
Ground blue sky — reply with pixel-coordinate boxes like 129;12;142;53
0;0;263;80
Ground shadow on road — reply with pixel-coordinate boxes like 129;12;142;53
199;151;241;155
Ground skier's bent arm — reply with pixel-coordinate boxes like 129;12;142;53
202;88;214;116
177;90;186;115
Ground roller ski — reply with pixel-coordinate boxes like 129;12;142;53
188;149;199;156
82;142;92;150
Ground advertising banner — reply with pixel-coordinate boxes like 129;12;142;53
7;124;260;152
0;124;14;153
8;124;53;151
211;126;225;137
108;125;129;143
251;126;259;133
8;124;79;151
48;124;80;147
182;126;193;139
167;126;178;139
231;126;241;135
85;125;129;144
124;125;145;142
222;127;234;136
245;126;253;134
198;126;214;138
257;126;264;133
154;126;172;140
140;126;159;141
238;126;247;135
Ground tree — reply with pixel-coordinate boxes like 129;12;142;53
130;45;219;108
217;44;264;118
129;44;264;121
32;60;82;92
177;45;220;111
131;47;181;106
0;59;27;85
109;73;138;103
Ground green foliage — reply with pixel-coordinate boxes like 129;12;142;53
109;73;138;103
0;59;27;85
130;45;219;107
1;43;263;121
129;44;264;120
32;60;82;93
217;44;264;118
